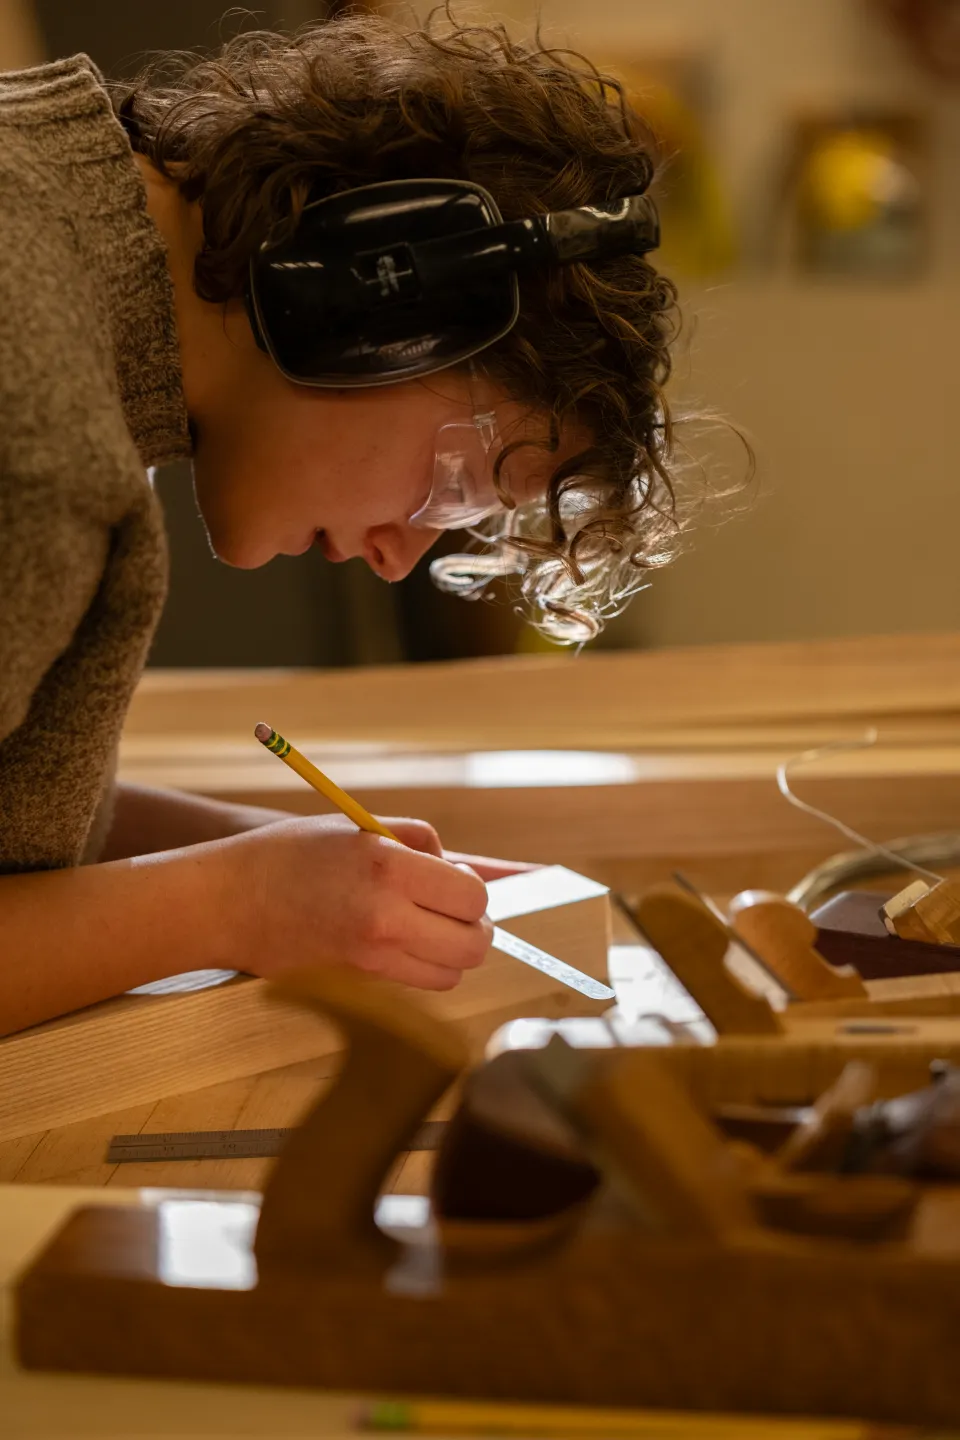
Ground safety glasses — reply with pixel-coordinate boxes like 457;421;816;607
408;373;515;532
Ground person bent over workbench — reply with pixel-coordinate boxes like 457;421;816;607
0;11;698;1033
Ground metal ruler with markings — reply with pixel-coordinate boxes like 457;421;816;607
106;1119;448;1165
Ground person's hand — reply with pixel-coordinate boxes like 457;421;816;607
442;851;543;882
219;814;492;991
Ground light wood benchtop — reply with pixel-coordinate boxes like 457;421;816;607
127;632;960;748
0;929;685;1194
122;633;960;894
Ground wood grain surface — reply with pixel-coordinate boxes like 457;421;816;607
0;870;610;1148
120;634;960;895
0;903;663;1193
127;633;960;746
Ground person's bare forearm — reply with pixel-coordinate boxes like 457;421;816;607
1;813;496;1040
0;841;239;1036
100;782;292;861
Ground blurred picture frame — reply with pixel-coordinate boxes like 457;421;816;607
780;110;928;279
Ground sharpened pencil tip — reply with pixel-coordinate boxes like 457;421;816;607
254;722;272;744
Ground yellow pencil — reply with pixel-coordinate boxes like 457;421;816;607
254;723;399;841
356;1398;910;1439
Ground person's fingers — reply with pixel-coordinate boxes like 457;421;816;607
409;854;488;922
444;851;544;882
400;907;493;972
362;950;466;992
368;841;488;923
378;817;443;857
353;877;489;958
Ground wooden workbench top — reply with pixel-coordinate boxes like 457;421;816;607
0;937;690;1193
121;633;960;897
128;632;960;749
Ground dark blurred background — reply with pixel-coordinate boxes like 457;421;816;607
6;0;960;666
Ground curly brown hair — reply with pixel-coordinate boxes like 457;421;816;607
114;7;714;641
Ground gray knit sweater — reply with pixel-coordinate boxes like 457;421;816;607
0;55;190;873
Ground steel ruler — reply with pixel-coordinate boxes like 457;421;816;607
106;1119;447;1165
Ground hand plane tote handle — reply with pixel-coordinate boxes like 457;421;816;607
255;967;469;1273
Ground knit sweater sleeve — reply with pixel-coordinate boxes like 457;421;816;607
0;179;115;742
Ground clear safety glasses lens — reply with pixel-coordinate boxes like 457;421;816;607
409;415;506;531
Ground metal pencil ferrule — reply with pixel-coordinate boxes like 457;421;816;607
265;729;291;758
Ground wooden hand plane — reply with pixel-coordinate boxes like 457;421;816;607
16;963;960;1430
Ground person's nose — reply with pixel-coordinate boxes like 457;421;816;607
363;523;440;582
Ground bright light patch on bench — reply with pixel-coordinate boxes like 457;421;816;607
465;750;637;788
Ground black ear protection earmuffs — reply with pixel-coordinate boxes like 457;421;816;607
245;178;660;388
